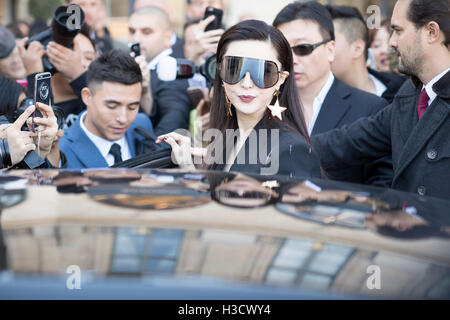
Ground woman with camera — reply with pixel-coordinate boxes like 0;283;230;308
157;20;322;179
0;75;62;169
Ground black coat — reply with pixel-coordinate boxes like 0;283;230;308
311;78;392;187
216;119;322;180
368;68;408;104
150;69;192;137
312;70;450;199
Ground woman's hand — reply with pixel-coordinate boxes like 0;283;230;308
5;106;37;166
156;132;197;171
47;40;86;81
17;39;45;75
133;54;153;116
26;103;59;160
134;55;151;92
46;129;64;167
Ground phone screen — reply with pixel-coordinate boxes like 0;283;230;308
204;6;223;32
33;72;52;132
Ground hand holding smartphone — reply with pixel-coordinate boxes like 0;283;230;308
129;43;141;57
204;6;223;32
33;72;52;132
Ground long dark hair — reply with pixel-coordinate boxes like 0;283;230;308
208;20;311;170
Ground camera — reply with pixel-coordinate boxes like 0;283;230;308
157;54;217;87
25;5;86;75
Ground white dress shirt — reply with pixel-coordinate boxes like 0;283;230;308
147;48;173;71
79;111;132;166
308;72;335;136
423;67;450;106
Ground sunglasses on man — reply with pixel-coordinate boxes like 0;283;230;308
291;39;332;56
219;56;282;89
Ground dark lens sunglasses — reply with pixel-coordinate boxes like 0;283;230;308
291;39;332;56
219;56;281;89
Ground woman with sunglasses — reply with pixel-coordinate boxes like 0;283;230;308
157;20;322;179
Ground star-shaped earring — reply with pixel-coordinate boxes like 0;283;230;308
267;90;287;121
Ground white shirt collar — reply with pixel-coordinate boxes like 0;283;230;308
79;111;131;166
308;72;335;136
423;67;450;106
147;48;173;70
369;73;388;97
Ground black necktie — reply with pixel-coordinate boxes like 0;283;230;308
109;143;123;165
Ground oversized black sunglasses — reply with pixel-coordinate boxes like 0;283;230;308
219;56;282;89
291;39;332;56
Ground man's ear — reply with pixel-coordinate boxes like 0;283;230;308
351;39;366;60
425;21;442;44
81;87;93;108
326;40;336;63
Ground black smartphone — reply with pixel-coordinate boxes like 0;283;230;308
33;72;52;132
204;6;223;32
129;42;141;57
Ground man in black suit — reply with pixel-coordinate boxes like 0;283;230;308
273;1;392;186
312;0;450;199
326;4;406;104
129;6;191;136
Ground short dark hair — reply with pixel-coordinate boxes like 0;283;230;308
326;5;369;60
407;0;450;49
87;49;142;91
273;1;335;41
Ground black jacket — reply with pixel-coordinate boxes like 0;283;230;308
312;70;450;199
368;68;408;104
311;77;392;187
216;119;322;180
171;36;185;59
150;69;192;136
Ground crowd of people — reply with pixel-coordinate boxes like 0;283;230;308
0;0;449;199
